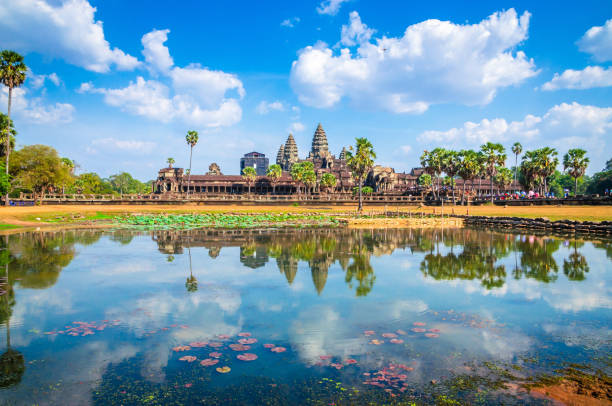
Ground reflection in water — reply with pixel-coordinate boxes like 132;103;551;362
153;228;603;295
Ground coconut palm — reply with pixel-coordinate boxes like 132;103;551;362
302;168;317;195
563;148;589;196
185;130;199;196
0;114;15;159
457;150;479;205
536;147;559;195
242;166;257;195
346;138;376;212
167;157;175;169
420;148;446;199
0;50;27;205
480;142;506;203
266;164;282;195
494;167;513;194
320;172;337;194
511;142;522;190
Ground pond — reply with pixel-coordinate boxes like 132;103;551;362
0;227;610;405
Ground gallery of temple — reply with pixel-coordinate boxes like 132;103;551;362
154;124;505;198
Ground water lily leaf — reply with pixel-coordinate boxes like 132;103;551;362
237;353;258;361
216;366;231;373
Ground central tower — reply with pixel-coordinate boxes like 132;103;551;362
308;123;333;161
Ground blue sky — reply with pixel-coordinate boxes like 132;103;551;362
1;0;611;180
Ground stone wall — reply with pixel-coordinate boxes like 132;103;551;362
461;215;612;236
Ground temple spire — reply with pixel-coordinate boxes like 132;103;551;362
309;123;332;160
281;133;299;170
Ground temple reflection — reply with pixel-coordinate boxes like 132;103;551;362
152;228;602;296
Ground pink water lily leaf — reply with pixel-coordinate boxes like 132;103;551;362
209;352;222;358
238;332;251;337
229;344;250;351
238;338;257;345
413;322;426;326
172;345;191;352
179;355;197;362
424;333;439;338
189;341;208;348
271;346;286;353
411;328;426;333
237;353;258;361
345;359;357;364
390;338;404;344
363;330;375;336
382;333;397;338
208;342;223;348
200;358;219;367
217;334;231;340
369;339;384;345
263;343;275;348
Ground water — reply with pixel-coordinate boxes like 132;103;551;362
0;227;610;405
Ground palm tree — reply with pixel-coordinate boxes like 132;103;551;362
185;242;198;292
0;114;15;159
242;166;257;195
302;168;317;196
457;150;479;205
494;167;513;194
0;50;27;205
167;157;175;169
420;149;445;199
536;147;559;195
266;164;282;195
511;142;522;191
185;130;199;196
480;142;506;203
443;150;460;204
290;162;304;197
563;148;589;196
346;138;376;212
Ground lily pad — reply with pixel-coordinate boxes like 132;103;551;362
209;352;222;358
237;353;258;361
200;358;219;367
238;338;257;345
216;366;231;373
179;355;197;362
271;346;286;353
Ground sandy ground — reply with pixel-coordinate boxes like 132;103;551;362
0;204;610;228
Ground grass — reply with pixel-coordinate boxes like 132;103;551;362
0;204;610;231
0;224;19;230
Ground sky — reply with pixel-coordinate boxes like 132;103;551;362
0;0;611;181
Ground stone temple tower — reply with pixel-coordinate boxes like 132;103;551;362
308;123;333;161
280;134;299;170
339;147;348;160
276;144;285;166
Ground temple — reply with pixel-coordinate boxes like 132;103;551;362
153;123;512;197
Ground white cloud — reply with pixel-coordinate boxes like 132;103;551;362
281;17;300;28
141;29;174;74
290;9;537;113
578;18;612;62
542;66;612;90
91;137;157;153
81;30;245;128
400;145;412;154
28;70;61;89
289;122;305;133
417;102;612;171
340;11;375;46
0;0;139;73
0;87;74;124
317;0;349;16
256;100;285;114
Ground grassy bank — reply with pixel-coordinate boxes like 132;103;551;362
0;204;610;231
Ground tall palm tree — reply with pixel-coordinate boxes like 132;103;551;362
511;142;522;191
563;148;589;196
346;138;376;212
242;166;257;195
480;142;506;203
185;130;198;196
0;50;27;205
167;157;175;169
457;150;479;205
494;167;514;194
420;148;446;199
443;150;460;204
536;147;559;195
266;164;282;195
320;172;337;194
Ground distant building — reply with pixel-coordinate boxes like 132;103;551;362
240;152;269;176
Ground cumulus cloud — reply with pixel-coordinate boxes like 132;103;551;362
256;100;285;114
317;0;349;16
141;29;174;74
0;0;139;73
28;70;61;89
578;18;612;62
281;17;300;28
290;9;537;113
289;122;305;133
542;66;612;90
417;102;612;170
81;30;245;128
0;87;74;124
91;137;157;153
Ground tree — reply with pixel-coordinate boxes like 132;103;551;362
346;137;376;212
0;51;27;205
563;148;589;196
0;164;9;197
167;157;175;168
109;172;132;196
0;114;16;158
185;130;198;196
302;168;317;195
320;172;337;193
537;147;559;195
9;145;72;200
480;142;506;203
72;173;113;194
442;150;460;204
457;150;480;205
418;173;432;196
494;167;513;193
266;164;282;194
242;166;257;195
420;148;446;199
511;142;522;189
290;161;314;197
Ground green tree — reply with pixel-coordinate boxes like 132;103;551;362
242;166;257;195
302;169;317;195
185;130;199;196
480;142;506;203
0;114;16;159
0;50;27;205
346;137;376;212
72;173;113;194
290;161;314;196
420;148;446;199
418;173;432;189
167;157;175;168
0;164;9;197
563;148;589;196
9;145;73;200
537;147;559;195
511;142;522;188
494;167;513;193
109;172;132;196
442;150;460;204
266;164;282;194
457;150;480;204
319;172;337;193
